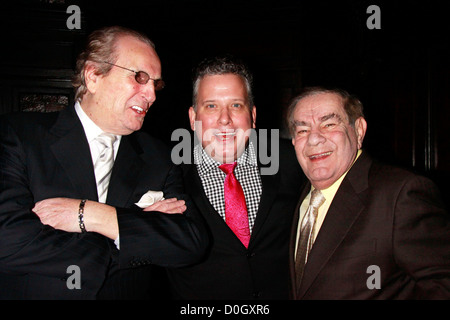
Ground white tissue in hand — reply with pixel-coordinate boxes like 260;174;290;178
135;190;165;208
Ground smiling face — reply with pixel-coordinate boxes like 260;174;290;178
81;35;162;135
291;92;367;190
189;73;256;164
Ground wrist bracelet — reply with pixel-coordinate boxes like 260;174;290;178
78;199;87;233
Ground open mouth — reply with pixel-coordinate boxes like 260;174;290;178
131;105;148;115
214;131;236;141
309;151;332;160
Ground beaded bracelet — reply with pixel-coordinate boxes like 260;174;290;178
78;199;87;233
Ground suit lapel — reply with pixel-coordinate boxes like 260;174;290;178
249;140;283;245
106;134;144;207
250;170;279;243
184;164;224;220
296;153;372;298
185;149;283;249
289;183;310;296
184;164;247;249
49;106;146;207
49;106;98;199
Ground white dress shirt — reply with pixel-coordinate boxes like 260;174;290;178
74;101;121;248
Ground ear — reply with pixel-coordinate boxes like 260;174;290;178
354;117;367;149
251;106;257;128
188;106;197;131
84;62;102;94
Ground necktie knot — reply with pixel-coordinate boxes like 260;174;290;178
219;162;237;175
309;189;325;209
96;133;116;149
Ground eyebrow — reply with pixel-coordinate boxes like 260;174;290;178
320;113;343;122
201;98;247;104
294;120;309;127
294;113;343;127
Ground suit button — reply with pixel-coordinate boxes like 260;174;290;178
253;291;261;298
246;252;255;258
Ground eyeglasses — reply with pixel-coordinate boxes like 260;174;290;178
103;61;165;91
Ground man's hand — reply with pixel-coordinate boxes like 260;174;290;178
143;198;186;214
33;197;186;240
33;198;118;240
33;198;81;233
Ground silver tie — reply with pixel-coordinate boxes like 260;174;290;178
94;133;116;203
295;189;325;293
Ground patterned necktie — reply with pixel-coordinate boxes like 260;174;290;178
295;189;325;292
219;162;250;248
94;133;116;203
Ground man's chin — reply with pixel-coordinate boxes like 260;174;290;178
216;154;238;164
210;150;236;164
124;121;144;134
202;139;249;163
203;146;234;164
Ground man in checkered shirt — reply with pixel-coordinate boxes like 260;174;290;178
166;55;305;299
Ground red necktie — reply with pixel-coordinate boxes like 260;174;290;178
219;162;250;248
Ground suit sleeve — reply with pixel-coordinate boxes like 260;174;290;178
393;174;450;299
0;116;110;286
116;163;208;268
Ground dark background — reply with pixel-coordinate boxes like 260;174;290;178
1;0;449;203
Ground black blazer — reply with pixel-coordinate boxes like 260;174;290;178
289;152;450;299
166;139;305;299
0;106;207;299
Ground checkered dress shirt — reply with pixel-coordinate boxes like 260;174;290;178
194;143;262;231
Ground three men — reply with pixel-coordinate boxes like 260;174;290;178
2;23;447;300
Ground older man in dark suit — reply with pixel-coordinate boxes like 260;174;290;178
287;86;450;299
0;26;207;299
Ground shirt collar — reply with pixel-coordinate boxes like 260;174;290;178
74;101;121;143
194;142;258;177
311;149;363;202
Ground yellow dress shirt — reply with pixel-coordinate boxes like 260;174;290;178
295;150;362;257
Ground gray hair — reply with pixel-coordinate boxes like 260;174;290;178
72;26;155;101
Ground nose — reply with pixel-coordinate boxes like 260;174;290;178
140;81;156;104
307;129;326;146
218;108;232;125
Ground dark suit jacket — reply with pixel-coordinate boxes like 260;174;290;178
166;139;305;299
0;106;207;299
289;151;450;299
